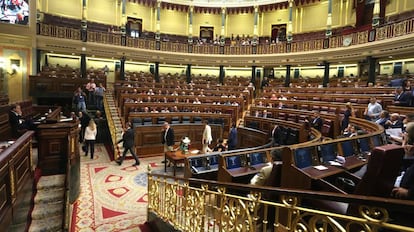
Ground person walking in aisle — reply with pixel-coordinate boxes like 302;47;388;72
202;120;212;153
84;119;97;159
116;122;140;166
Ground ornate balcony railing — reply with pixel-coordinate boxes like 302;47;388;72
148;172;414;232
37;17;414;56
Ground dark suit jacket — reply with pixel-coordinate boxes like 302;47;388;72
401;163;414;200
228;127;238;150
311;117;323;131
271;126;282;145
162;127;175;146
118;128;135;148
9;110;22;137
395;91;412;106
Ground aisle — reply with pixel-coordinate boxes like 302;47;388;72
72;144;164;232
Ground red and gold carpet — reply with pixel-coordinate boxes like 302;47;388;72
72;145;164;231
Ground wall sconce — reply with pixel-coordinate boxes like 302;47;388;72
7;60;20;76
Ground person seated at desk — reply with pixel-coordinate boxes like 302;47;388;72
392;163;414;200
213;138;227;152
385;113;403;129
375;110;390;127
8;104;35;138
342;124;359;137
250;149;282;186
311;111;323;132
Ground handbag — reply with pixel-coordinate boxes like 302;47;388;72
82;143;87;153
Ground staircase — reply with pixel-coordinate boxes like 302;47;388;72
104;87;124;159
28;174;66;232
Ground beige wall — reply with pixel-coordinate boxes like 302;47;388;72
261;10;289;37
88;0;119;25
0;47;31;103
160;9;187;35
193;13;221;38
227;13;254;37
126;3;153;31
45;0;82;19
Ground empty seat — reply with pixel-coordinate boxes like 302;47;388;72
171;116;180;124
131;118;142;127
286;114;297;122
286;128;299;145
182;116;190;123
193;116;202;123
143;117;152;125
157;117;166;124
247;121;259;129
277;112;286;120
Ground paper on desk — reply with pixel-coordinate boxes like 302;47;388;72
329;161;342;166
313;165;328;170
386;128;403;140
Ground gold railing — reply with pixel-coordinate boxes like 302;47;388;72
37;16;414;55
148;173;414;232
103;93;121;160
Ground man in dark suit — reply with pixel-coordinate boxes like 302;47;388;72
394;87;412;106
271;124;282;146
227;123;238;150
311;111;323;132
162;122;175;152
9;104;24;138
116;122;140;166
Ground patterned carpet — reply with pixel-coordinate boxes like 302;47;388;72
72;144;165;232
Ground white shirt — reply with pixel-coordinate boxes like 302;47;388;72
203;124;212;144
84;126;97;140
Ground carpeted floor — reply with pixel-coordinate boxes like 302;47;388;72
72;144;168;232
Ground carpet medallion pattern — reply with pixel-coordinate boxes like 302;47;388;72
73;145;164;231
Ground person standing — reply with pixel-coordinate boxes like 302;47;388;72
228;123;238;150
341;102;355;132
116;122;140;166
74;87;87;112
162;122;175;152
364;97;382;121
84;119;97;159
78;111;90;143
85;78;96;105
202;120;212;153
95;83;106;111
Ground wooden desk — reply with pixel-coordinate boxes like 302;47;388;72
225;163;269;178
300;166;344;180
165;150;199;176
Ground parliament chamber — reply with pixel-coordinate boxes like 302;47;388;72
1;0;414;231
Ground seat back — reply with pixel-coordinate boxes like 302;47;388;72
353;144;404;197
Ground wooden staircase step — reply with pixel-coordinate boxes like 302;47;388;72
29;215;63;232
31;202;64;220
36;174;65;190
34;188;65;204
